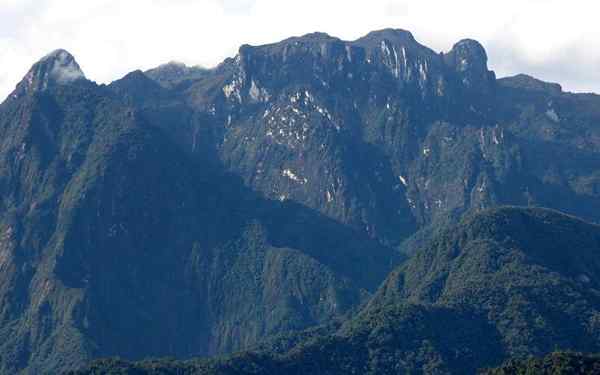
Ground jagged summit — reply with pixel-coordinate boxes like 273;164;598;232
450;39;488;60
444;38;494;91
11;48;85;97
237;31;342;58
445;39;488;69
32;49;85;83
40;48;76;61
351;28;435;58
240;29;421;57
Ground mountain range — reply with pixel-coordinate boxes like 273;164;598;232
1;29;600;374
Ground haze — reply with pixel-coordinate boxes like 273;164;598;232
1;0;599;99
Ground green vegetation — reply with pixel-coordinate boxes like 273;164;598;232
70;207;600;374
483;352;600;374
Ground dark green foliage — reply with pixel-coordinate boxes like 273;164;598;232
482;352;600;375
70;207;600;375
67;352;600;375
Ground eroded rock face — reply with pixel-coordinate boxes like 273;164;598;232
81;29;600;252
131;28;600;247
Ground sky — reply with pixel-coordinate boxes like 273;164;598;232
1;0;599;99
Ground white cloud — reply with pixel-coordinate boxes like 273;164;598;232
1;0;599;99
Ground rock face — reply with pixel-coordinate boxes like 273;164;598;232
122;28;600;247
444;39;495;91
2;28;600;373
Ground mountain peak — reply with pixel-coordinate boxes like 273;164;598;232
40;48;75;61
34;49;85;83
444;38;494;91
11;49;85;96
448;39;488;69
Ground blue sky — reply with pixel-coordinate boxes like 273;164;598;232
1;0;599;99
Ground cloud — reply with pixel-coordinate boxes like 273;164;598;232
1;0;599;100
218;0;257;14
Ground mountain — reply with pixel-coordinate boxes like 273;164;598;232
2;28;600;373
104;28;600;250
0;50;395;374
72;207;600;374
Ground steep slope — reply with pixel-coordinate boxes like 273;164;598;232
0;51;395;373
76;207;600;374
110;29;600;251
272;207;600;374
340;207;600;372
319;207;600;373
